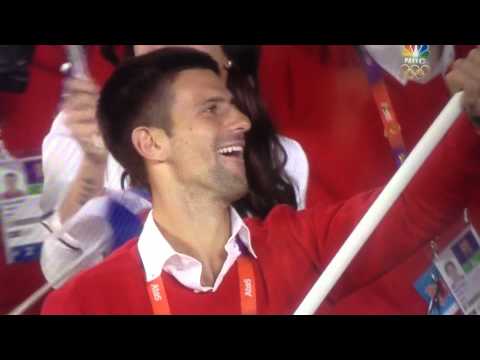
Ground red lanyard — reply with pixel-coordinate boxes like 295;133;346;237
145;254;257;315
358;47;408;168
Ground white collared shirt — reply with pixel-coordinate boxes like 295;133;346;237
363;45;455;86
137;207;257;293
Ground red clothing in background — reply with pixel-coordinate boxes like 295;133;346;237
259;45;477;314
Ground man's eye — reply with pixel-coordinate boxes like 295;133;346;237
205;104;218;114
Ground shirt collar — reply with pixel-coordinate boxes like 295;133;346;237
138;207;256;282
363;45;455;86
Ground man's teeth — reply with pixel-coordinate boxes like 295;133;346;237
218;146;243;155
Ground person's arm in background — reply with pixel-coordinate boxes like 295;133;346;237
41;77;108;224
54;77;108;223
329;116;480;302
274;109;480;306
39;76;110;278
446;47;480;128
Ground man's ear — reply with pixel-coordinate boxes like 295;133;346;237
131;127;170;162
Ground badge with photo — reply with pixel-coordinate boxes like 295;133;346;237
414;265;460;315
0;156;46;264
434;225;480;315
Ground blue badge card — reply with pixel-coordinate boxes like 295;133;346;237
434;225;480;315
414;265;459;315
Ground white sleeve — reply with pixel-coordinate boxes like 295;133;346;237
40;190;151;288
40;196;114;288
39;111;85;215
277;135;310;210
39;111;126;213
40;227;106;289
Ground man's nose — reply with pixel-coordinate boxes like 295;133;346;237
229;107;252;134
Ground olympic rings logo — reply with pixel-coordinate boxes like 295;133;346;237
400;63;431;81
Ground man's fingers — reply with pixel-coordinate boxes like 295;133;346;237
446;52;480;94
468;47;480;67
62;93;99;112
78;136;108;158
63;77;99;96
457;55;480;84
445;47;480;120
446;59;468;94
68;121;100;140
463;78;480;110
63;108;99;126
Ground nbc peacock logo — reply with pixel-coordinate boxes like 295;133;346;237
401;45;431;81
402;45;430;64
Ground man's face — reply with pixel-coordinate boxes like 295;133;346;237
133;45;229;81
165;69;251;203
5;175;17;191
446;264;456;278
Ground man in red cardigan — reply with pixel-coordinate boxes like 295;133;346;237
259;45;480;314
43;47;480;315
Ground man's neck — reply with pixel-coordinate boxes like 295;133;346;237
151;184;232;287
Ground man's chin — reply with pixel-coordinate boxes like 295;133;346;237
231;185;249;202
221;178;249;204
211;163;248;201
218;153;247;178
223;177;248;200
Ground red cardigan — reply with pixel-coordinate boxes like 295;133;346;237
259;45;479;314
42;116;480;315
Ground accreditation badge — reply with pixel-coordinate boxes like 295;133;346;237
0;156;46;264
433;224;480;315
414;265;459;315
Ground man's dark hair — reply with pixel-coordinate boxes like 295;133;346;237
5;172;17;178
100;46;134;66
97;47;220;189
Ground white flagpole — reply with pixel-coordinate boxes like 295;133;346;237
294;92;464;315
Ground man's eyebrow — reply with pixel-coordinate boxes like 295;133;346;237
200;94;233;105
203;96;227;104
